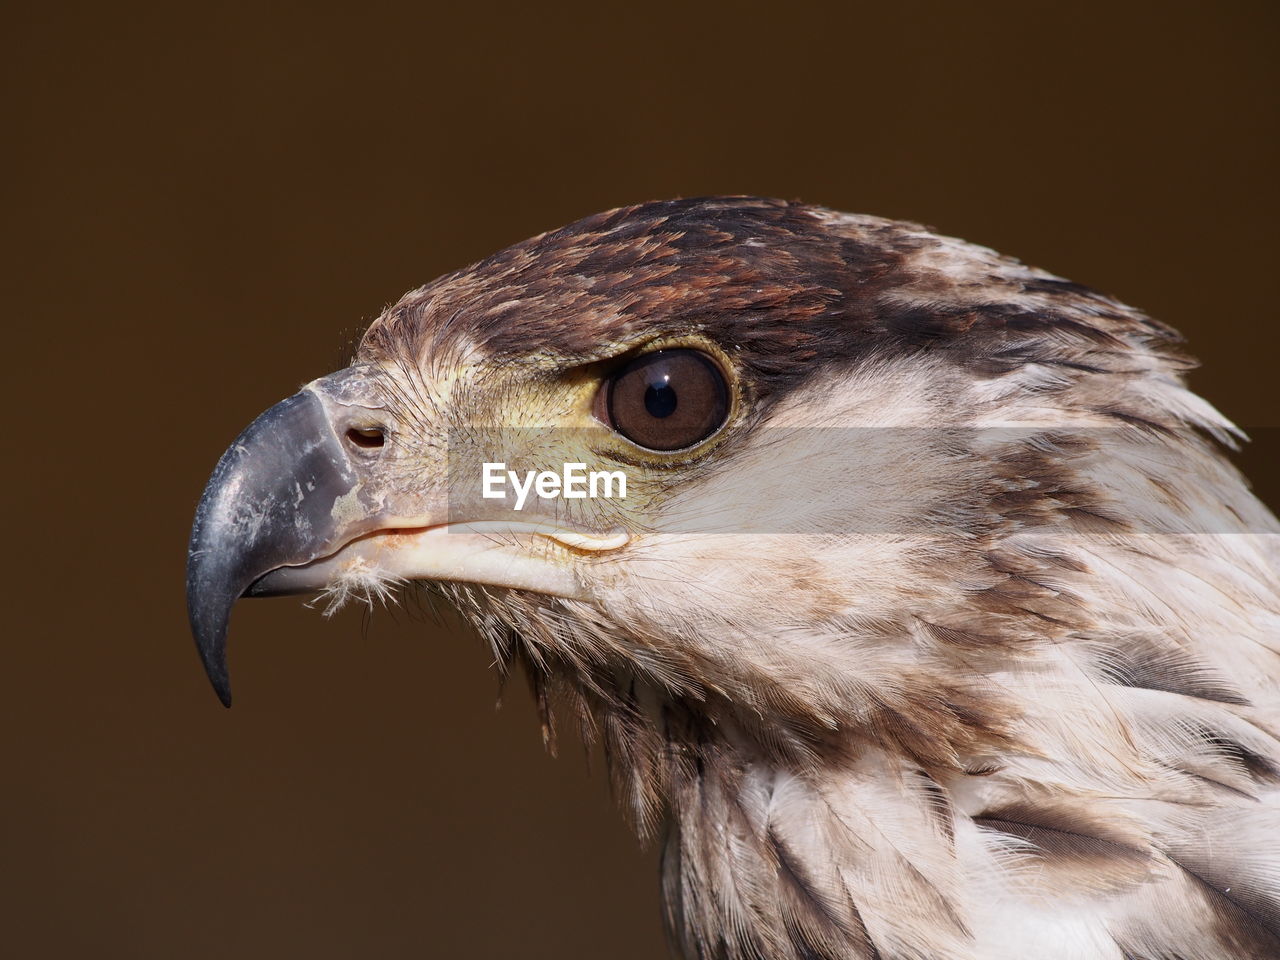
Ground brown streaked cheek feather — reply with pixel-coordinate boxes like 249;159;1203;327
188;197;1280;960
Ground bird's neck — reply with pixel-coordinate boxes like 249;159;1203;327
653;718;970;960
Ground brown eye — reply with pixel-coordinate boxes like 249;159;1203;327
604;349;730;451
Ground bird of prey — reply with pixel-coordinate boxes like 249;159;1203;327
187;197;1279;960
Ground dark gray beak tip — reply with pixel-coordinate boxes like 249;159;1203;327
195;629;233;708
186;575;235;707
206;659;234;709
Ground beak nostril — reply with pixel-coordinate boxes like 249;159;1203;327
345;426;385;449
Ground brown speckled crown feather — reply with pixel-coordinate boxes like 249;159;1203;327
362;196;1185;406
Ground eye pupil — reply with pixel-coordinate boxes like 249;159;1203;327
644;382;678;418
603;349;729;451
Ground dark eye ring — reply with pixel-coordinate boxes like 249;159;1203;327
598;349;730;451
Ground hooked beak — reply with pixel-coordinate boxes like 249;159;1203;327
185;387;368;707
186;369;627;707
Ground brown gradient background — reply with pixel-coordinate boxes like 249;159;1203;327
6;3;1277;958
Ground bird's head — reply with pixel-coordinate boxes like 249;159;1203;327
189;196;1239;810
